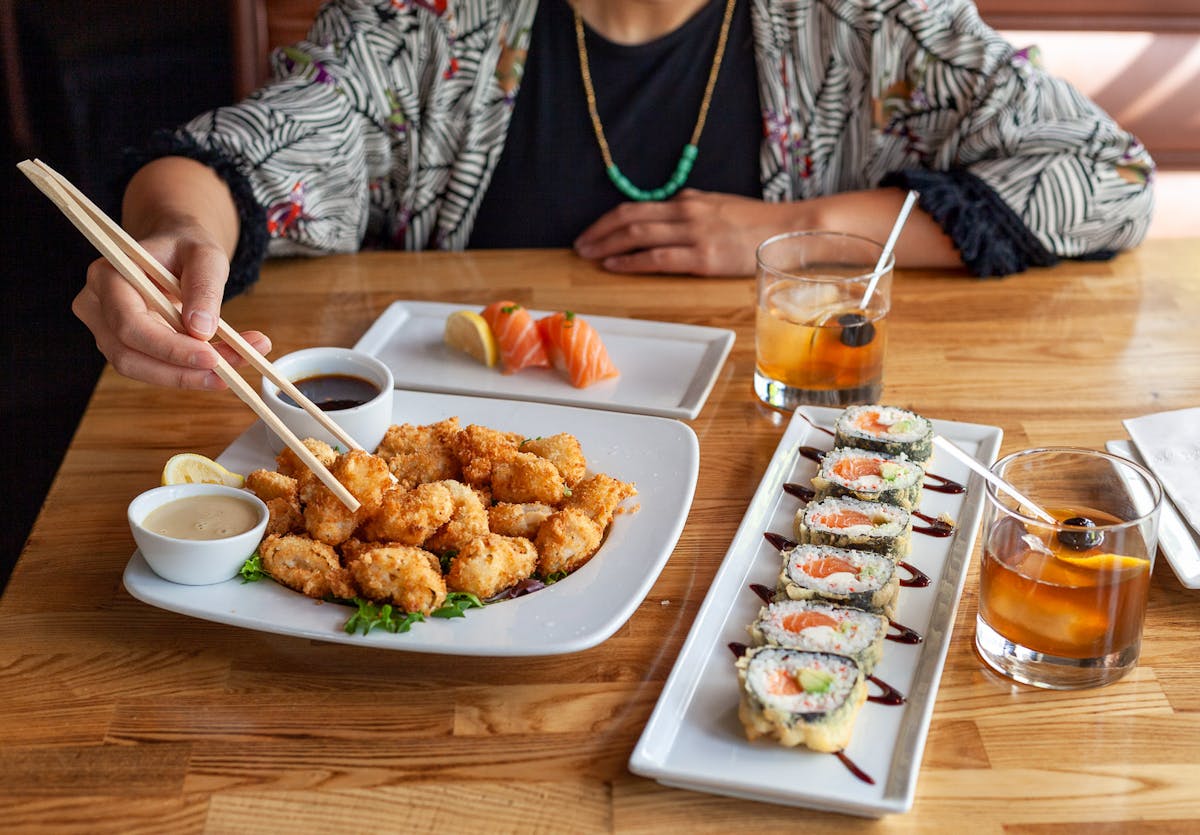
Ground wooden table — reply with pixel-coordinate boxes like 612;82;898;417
4;240;1199;832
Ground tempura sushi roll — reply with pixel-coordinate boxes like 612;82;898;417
833;404;934;464
776;543;900;617
794;496;912;558
736;646;867;752
750;598;888;675
811;447;924;509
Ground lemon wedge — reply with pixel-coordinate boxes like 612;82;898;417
1055;552;1149;572
161;453;245;487
444;310;498;367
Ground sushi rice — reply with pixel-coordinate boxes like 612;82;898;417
750;598;888;675
776;542;901;617
812;446;924;509
737;646;867;752
794;495;912;559
833;404;934;463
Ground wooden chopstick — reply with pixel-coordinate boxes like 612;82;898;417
29;158;363;455
17;159;361;513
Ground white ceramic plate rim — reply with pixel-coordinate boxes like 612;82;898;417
123;391;699;656
628;406;1002;817
1106;440;1200;589
353;300;735;419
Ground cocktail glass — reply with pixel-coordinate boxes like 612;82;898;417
754;231;892;410
975;447;1163;689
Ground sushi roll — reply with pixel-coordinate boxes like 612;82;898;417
833;404;934;464
775;543;900;617
811;447;924;509
795;496;912;559
736;646;867;752
750;598;888;675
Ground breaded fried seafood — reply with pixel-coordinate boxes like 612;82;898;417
242;419;636;626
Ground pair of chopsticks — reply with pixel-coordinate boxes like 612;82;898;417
18;158;363;512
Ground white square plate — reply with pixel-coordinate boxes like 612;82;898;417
629;406;1002;817
123;390;699;656
353;300;735;419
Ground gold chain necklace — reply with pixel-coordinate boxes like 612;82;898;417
574;0;737;201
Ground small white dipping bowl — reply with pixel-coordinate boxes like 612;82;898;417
128;483;269;585
260;347;394;455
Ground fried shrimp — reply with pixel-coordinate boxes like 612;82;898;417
359;481;454;545
451;424;523;487
275;437;338;479
488;502;555;539
491;452;567;505
521;433;587;487
264;496;304;536
446;533;537;599
245;469;298;503
375;417;462;488
347;544;447;615
301;449;394;546
535;508;604;576
423;479;489;554
260;533;357;599
564;473;638;528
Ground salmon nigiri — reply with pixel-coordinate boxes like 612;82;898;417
537;311;619;388
481;301;550;374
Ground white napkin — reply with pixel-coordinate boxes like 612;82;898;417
1124;408;1200;537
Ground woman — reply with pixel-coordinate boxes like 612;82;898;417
74;0;1154;390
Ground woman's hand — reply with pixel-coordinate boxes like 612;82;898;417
72;224;270;390
573;187;962;276
70;155;267;390
573;189;796;276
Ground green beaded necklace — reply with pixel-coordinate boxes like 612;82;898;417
573;0;737;202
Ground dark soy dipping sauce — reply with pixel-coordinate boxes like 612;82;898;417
280;374;380;411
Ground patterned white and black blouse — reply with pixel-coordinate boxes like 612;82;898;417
132;0;1155;291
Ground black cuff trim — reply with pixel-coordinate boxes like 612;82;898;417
122;131;268;298
881;168;1060;278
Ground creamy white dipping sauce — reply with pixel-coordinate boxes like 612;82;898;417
143;494;260;540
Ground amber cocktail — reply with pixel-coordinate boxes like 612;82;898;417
754;232;892;410
975;448;1162;689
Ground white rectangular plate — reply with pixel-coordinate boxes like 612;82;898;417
123;390;699;656
353;300;735;419
629;406;1002;817
1106;440;1200;589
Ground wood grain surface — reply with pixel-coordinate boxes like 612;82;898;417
3;240;1199;833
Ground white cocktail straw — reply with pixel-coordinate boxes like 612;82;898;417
859;189;919;308
932;435;1057;523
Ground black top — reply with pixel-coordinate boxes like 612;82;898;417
468;0;762;248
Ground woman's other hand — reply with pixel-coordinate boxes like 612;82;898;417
71;156;268;389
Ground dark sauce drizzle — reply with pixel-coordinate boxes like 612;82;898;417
868;675;906;706
749;583;775;605
763;531;796;552
887;619;923;644
897;561;930;588
728;641;749;658
835;751;875;785
912;511;954;537
924;472;966;494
